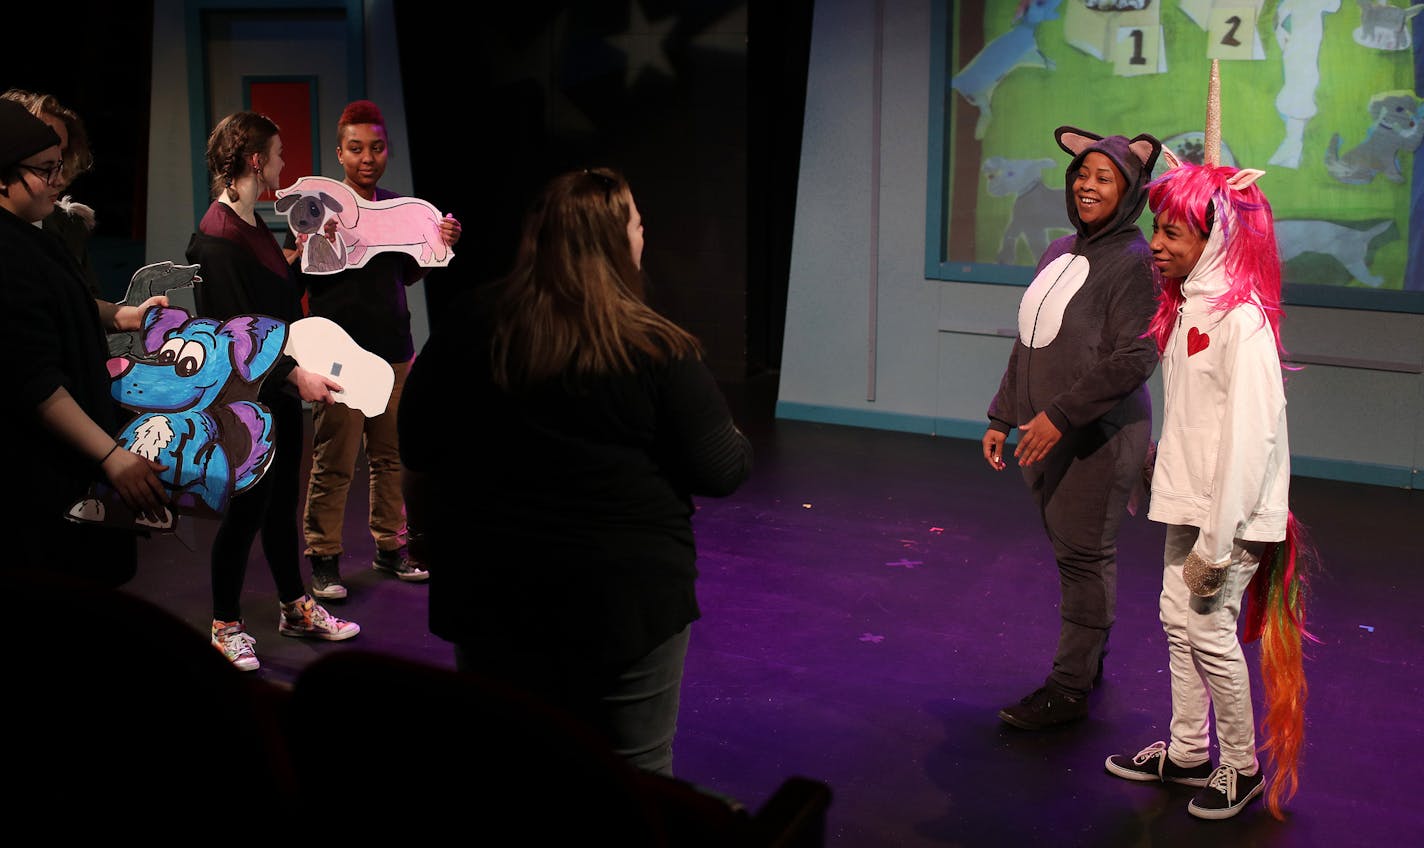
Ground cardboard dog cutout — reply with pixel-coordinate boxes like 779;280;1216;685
68;306;287;532
107;261;201;358
275;176;453;275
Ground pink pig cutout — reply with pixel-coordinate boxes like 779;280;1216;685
275;175;453;275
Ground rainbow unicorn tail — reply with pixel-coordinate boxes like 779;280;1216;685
1242;512;1319;820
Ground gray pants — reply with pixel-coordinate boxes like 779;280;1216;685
1021;417;1150;698
455;626;690;776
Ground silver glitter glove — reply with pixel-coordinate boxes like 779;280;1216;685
1184;550;1230;598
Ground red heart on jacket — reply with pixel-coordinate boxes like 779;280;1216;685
1187;326;1210;356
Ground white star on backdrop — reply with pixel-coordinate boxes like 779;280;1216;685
606;1;678;88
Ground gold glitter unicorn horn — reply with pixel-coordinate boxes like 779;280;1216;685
1204;59;1221;167
1205;59;1265;188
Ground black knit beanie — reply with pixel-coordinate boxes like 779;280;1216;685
0;99;62;172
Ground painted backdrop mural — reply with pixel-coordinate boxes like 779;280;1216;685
933;0;1423;299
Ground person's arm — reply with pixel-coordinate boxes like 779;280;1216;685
287;363;342;404
982;343;1019;470
657;354;751;497
36;387;169;518
986;340;1020;436
96;295;169;333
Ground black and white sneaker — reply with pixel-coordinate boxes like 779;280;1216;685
1188;764;1265;820
1105;741;1213;786
310;554;347;600
373;546;429;583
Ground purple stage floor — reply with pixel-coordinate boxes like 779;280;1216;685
123;374;1423;846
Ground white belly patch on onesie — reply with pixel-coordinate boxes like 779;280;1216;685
1018;253;1089;348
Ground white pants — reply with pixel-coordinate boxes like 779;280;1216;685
1159;524;1263;772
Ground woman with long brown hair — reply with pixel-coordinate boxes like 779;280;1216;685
399;167;751;775
187;111;359;671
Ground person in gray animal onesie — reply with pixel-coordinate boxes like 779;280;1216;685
982;126;1161;730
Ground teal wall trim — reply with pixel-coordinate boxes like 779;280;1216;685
1289;456;1417;490
778;404;1416;489
774;402;936;436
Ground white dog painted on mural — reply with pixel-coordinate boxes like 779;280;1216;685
274;175;453;275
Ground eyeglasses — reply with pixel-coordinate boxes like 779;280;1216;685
17;161;64;185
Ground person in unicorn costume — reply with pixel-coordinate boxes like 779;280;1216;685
1104;62;1314;823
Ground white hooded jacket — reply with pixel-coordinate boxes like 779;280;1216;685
1147;222;1290;566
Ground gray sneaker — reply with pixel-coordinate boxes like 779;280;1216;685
310;554;347;600
373;546;429;582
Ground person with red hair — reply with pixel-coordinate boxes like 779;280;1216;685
290;100;461;599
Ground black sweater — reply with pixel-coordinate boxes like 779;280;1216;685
400;302;751;668
186;223;303;397
0;206;117;515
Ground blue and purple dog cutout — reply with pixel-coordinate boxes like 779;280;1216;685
67;306;287;532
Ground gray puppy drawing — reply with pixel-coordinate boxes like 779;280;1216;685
275;191;347;273
1324;90;1424;183
1353;0;1424;50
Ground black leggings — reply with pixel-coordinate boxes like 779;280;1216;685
211;398;306;621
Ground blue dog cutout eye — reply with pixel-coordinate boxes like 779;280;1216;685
330;362;343;377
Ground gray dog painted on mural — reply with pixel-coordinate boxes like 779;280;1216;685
1324;90;1424;183
983;156;1062;265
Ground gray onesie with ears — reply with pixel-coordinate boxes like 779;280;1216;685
988;127;1162;697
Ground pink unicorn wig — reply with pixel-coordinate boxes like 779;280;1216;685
1144;164;1285;357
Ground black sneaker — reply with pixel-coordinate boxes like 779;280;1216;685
998;686;1087;730
1105;741;1213;786
310;554;346;600
373;546;429;583
1188;764;1265;820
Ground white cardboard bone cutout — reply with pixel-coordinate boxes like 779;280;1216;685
285;317;394;417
